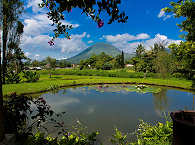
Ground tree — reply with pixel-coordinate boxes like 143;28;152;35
57;59;71;68
114;51;124;69
164;0;195;87
46;56;56;78
169;41;195;79
0;24;3;142
121;51;125;68
136;44;145;58
1;0;23;84
32;60;40;67
0;0;128;141
39;0;128;42
6;21;26;74
129;42;167;73
163;0;195;41
0;0;24;140
151;43;166;56
154;51;172;78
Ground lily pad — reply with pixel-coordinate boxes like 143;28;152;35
88;84;161;94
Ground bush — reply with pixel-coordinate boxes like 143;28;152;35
25;130;99;145
5;71;21;84
172;73;185;79
4;95;54;137
110;115;173;145
25;119;99;145
23;71;40;82
133;120;173;145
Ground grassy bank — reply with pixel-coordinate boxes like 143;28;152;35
38;68;156;78
3;72;193;96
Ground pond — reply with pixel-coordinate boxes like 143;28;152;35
39;84;195;143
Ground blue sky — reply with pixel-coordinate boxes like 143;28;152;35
21;0;183;60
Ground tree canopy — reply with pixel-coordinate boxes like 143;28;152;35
163;0;195;41
40;0;128;42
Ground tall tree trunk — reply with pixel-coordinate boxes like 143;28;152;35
2;13;8;84
0;28;5;141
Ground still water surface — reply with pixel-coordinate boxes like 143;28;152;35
40;85;195;143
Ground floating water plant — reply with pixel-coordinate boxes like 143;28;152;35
88;84;161;94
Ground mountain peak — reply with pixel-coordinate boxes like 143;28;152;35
67;43;132;64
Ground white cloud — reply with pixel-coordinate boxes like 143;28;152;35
156;33;167;40
103;33;150;43
158;9;172;21
24;52;31;57
34;54;40;60
88;40;94;44
59;32;87;53
21;7;83;59
87;34;90;38
102;33;181;53
136;33;150;40
144;33;182;50
26;0;43;13
23;13;79;37
158;10;165;18
21;32;88;59
163;15;172;21
102;33;150;53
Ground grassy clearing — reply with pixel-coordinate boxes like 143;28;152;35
38;69;157;78
3;72;193;96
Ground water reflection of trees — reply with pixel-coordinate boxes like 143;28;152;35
153;88;168;115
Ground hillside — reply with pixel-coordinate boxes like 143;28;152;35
67;42;133;64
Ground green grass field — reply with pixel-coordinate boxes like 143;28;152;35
3;69;193;96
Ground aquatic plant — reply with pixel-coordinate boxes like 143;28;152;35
48;84;60;91
89;85;162;94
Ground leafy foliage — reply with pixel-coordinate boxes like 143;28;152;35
128;41;194;80
3;94;54;137
67;42;132;64
163;0;195;87
169;41;195;79
5;70;21;84
80;52;125;70
39;0;128;41
57;59;72;68
88;85;162;94
134;120;173;145
110;128;129;145
163;0;195;41
4;93;174;145
129;43;170;74
25;130;99;145
110;119;173;145
23;71;40;82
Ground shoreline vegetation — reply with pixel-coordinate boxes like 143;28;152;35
3;69;193;96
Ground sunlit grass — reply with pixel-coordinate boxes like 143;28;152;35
3;72;192;96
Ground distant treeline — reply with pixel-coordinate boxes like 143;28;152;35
79;51;125;70
24;57;72;68
127;42;194;80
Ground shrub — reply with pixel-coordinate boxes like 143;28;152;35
172;72;185;79
23;71;40;82
25;130;99;145
110;128;129;145
133;120;173;145
48;84;60;90
110;115;173;145
5;71;21;84
3;95;54;137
